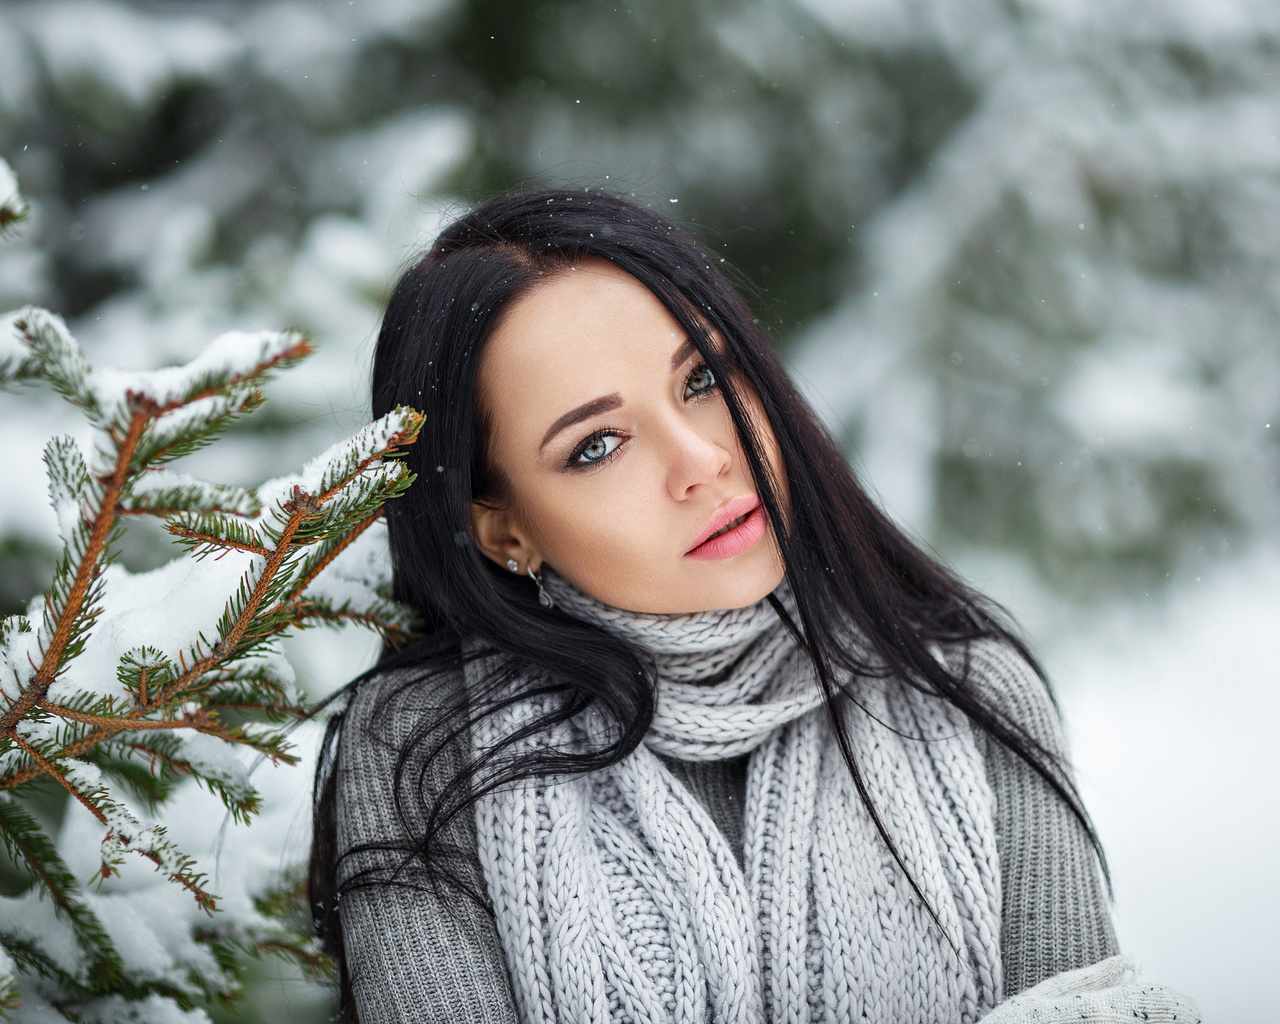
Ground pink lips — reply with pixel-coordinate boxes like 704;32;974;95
684;495;767;560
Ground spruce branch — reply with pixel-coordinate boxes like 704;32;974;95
60;760;217;912
0;799;124;982
0;955;18;1017
165;513;270;557
0;159;25;240
1;405;148;731
12;310;101;420
0;300;422;1018
33;702;213;732
119;471;260;519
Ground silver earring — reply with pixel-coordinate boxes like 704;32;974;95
506;558;519;573
527;565;554;609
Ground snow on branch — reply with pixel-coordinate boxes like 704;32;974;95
12;307;312;437
121;470;260;519
0;160;25;241
0;314;39;390
0;307;423;1021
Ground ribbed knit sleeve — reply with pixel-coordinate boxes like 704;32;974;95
966;639;1120;995
334;670;519;1024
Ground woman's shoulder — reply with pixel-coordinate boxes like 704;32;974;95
335;661;472;828
949;636;1065;755
333;660;483;889
341;660;469;753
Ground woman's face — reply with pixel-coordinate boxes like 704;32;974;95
470;259;787;614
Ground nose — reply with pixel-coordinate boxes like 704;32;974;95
664;416;732;501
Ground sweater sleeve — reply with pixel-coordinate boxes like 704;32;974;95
334;670;519;1024
967;639;1120;996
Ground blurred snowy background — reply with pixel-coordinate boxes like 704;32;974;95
1;0;1276;1020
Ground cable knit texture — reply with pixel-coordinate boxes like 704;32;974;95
466;575;1003;1024
333;587;1120;1023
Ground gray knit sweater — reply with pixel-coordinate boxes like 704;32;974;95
334;640;1118;1023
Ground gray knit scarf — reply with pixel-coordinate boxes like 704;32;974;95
467;575;1003;1024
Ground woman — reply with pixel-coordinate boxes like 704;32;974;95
310;189;1189;1024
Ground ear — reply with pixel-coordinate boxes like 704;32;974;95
469;499;544;574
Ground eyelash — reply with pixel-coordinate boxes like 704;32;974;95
564;362;720;470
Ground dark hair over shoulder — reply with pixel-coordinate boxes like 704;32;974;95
309;188;1107;1019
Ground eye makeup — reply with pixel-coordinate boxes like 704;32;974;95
561;362;720;471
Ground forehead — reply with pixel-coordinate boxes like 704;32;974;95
486;260;680;372
477;260;686;423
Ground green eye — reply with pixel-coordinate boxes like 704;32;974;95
684;364;716;398
573;433;622;466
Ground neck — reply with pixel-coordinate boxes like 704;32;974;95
541;567;793;687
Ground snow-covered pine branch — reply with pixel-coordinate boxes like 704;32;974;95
0;301;423;1022
0;160;25;241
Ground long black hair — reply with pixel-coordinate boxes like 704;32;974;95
310;188;1107;1019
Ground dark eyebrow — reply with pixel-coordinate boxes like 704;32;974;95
537;338;701;453
670;336;697;371
539;393;624;452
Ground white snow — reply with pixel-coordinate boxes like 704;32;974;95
0;15;37;120
49;717;332;1000
63;994;212;1024
0;939;15;990
242;0;457;119
1046;545;1280;1023
4;0;1279;1018
0;157;23;221
0;616;38;703
89;329;306;425
0;310;27;365
1054;343;1204;453
43;436;87;547
172;731;253;803
0;888;88;983
255;406;418;510
42;554;262;707
126;470;259;519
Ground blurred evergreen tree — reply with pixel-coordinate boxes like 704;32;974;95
0;0;991;621
3;0;1273;623
3;1;1279;1020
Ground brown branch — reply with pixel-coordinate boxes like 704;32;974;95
120;505;247;519
314;425;420;505
11;736;107;824
0;413;418;788
293;601;410;638
0;711;258;790
239;598;411;651
0;726;148;789
35;701;213;731
165;524;270;557
137;342;311;475
276;509;381;610
110;841;217;912
0;731;106;789
151;339;312;418
93;737;193;777
144;497;310;711
0;402;152;735
102;736;285;782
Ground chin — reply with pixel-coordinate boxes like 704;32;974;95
569;551;785;615
676;561;786;614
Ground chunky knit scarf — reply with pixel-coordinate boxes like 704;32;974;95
467;575;1003;1024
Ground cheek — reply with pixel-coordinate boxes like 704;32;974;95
523;466;671;575
742;401;788;503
